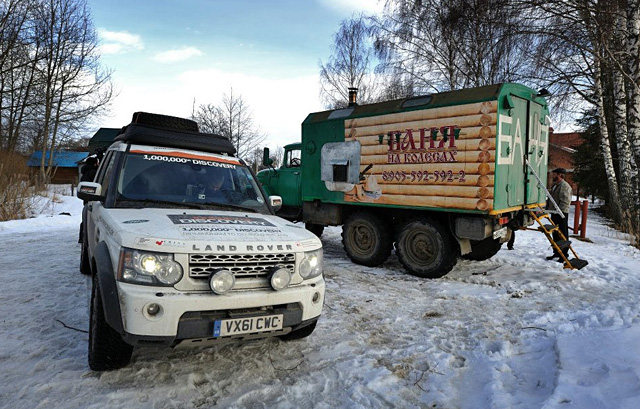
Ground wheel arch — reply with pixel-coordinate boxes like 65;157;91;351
94;242;124;335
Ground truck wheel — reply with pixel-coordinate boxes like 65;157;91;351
342;212;392;266
305;223;324;238
279;320;317;341
462;236;503;261
80;234;91;275
88;274;133;371
395;218;458;278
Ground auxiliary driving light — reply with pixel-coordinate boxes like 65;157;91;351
209;269;235;295
269;266;291;291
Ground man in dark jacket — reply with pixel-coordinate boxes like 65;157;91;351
546;168;573;261
80;156;99;182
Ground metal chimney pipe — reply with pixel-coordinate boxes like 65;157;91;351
348;87;358;106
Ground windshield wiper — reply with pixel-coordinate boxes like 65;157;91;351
202;202;258;213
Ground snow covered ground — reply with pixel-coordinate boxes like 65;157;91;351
1;187;640;409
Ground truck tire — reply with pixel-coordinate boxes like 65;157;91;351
395;218;458;278
80;234;91;275
279;320;317;341
305;223;324;238
88;273;133;371
462;236;503;261
342;212;392;266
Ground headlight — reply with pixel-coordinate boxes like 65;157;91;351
299;249;323;279
118;248;183;286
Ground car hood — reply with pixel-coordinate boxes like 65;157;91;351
99;208;321;253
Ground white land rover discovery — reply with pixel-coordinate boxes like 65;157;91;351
78;113;324;371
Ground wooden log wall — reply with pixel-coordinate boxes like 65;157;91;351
343;101;497;211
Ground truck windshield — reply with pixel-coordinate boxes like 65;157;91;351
116;151;270;213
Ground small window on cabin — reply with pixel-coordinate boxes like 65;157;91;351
286;149;301;168
401;95;433;108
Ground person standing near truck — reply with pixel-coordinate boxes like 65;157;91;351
546;168;572;261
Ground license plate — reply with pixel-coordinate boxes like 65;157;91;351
493;227;507;239
213;314;284;337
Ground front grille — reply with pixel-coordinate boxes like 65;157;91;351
189;253;296;279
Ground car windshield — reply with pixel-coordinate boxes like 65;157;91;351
116;149;270;214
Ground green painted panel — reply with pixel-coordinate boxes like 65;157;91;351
525;101;550;204
294;83;549;214
494;84;550;210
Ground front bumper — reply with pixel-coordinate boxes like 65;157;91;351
116;277;324;346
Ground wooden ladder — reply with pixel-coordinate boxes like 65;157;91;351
525;160;588;270
527;210;588;270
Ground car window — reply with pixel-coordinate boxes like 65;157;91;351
116;150;269;213
97;151;117;198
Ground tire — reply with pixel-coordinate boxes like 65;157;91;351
461;236;503;261
305;223;324;238
341;212;392;266
395;218;458;278
88;274;133;371
80;234;91;275
279;320;317;341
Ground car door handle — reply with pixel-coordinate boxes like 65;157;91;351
293;171;300;175
87;204;93;211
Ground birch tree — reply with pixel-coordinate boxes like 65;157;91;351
371;0;539;93
319;15;378;108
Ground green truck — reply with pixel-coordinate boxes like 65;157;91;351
257;83;550;278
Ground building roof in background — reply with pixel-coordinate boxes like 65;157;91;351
27;151;89;168
88;127;121;151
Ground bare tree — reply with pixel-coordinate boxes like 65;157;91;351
319;15;379;108
192;88;267;161
371;0;539;93
1;0;112;183
33;0;112;182
0;0;38;152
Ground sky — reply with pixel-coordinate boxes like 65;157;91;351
2;188;640;408
86;0;384;148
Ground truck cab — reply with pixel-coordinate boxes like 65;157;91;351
257;143;303;219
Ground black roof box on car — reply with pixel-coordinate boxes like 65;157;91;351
114;112;236;156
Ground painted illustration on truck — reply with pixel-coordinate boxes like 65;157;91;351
321;100;548;212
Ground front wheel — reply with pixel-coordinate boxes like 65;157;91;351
342;212;392;267
88;274;133;371
395;218;458;278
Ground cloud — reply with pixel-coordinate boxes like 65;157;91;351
153;47;204;63
318;0;384;15
97;29;144;55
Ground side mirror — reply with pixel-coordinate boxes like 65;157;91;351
269;195;282;212
77;182;104;202
262;147;273;167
